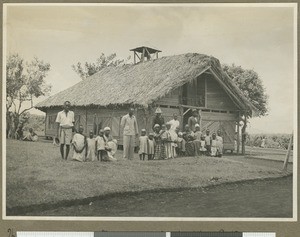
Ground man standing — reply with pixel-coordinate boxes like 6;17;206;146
152;107;165;129
188;109;199;132
56;101;75;160
169;113;180;132
121;108;139;160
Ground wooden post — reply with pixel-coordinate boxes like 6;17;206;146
283;133;293;171
236;114;240;155
199;109;202;129
179;106;184;130
141;48;145;62
145;47;151;60
133;52;136;64
240;115;247;155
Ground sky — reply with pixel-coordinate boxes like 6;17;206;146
4;3;296;134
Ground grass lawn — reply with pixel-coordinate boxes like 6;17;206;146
6;139;292;211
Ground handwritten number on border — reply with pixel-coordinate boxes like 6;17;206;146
8;228;16;237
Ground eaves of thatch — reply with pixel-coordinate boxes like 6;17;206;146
35;53;256;113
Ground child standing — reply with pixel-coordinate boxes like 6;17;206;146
95;129;105;161
211;133;217;157
216;129;223;157
86;130;96;161
176;132;184;156
161;124;171;159
193;124;202;156
199;135;207;156
148;133;155;160
204;129;211;156
165;122;174;159
139;129;148;161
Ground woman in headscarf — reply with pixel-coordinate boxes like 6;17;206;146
102;127;117;161
184;124;195;156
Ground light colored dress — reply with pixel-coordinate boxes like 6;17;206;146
200;140;207;151
169;130;178;158
216;135;223;155
86;137;96;161
72;133;86;162
139;135;149;154
205;135;211;145
193;131;202;156
211;139;217;157
148;139;155;155
106;140;118;161
95;136;106;151
162;130;172;159
103;135;118;161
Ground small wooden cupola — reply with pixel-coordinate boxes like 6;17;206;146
130;46;162;64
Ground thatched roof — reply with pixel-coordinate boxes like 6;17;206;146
36;53;255;112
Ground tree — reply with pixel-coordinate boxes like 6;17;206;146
72;53;131;79
222;64;269;155
6;54;51;138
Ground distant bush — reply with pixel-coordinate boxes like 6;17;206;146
23;113;46;134
246;134;292;150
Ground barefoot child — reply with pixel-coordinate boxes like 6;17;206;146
148;133;155;160
211;133;217;157
178;132;187;156
95;129;105;161
204;129;211;156
199;135;207;156
153;124;162;160
139;129;148;161
176;132;184;156
86;130;96;161
165;122;173;159
216;129;223;157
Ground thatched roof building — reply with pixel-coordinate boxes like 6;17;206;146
36;53;256;153
36;53;254;112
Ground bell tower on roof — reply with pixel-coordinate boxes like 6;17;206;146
130;46;162;64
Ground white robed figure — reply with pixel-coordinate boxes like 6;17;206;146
86;130;96;161
72;125;86;162
103;127;118;161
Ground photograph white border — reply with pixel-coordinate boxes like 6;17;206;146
2;2;298;222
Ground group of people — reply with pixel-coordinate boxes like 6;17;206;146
55;101;224;162
137;108;224;160
55;101;120;162
14;122;39;142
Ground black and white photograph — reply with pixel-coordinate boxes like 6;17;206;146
3;3;297;219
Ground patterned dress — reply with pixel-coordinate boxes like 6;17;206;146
193;131;202;156
154;131;162;160
161;130;172;159
185;132;195;156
